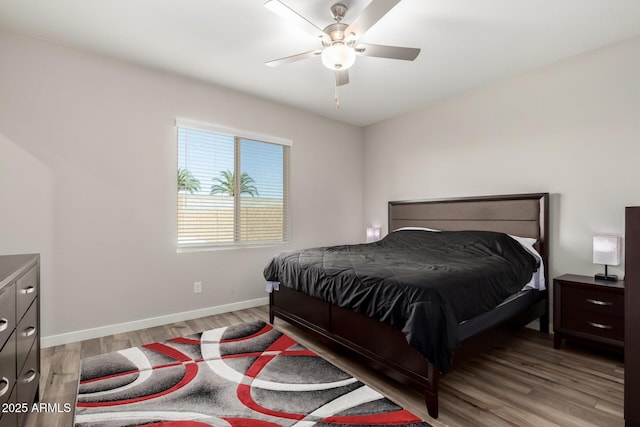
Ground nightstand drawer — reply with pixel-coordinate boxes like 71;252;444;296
561;286;623;315
561;307;624;341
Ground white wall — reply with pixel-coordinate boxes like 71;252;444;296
0;31;364;342
363;35;640;281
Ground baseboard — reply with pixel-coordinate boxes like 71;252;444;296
41;297;269;348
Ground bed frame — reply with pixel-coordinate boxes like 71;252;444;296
269;193;549;418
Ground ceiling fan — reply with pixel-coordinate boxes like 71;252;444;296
264;0;420;89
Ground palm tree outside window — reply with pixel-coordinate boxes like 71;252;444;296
210;170;259;197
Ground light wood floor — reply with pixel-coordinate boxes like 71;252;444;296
28;305;624;427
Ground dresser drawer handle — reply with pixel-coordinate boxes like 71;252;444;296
22;326;36;337
0;318;8;332
586;298;613;306
0;377;9;397
19;286;35;295
587;321;613;330
21;370;37;384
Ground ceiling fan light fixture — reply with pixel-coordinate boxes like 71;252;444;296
321;43;356;71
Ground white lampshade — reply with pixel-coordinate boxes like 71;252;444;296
366;227;381;243
321;43;356;71
593;236;621;266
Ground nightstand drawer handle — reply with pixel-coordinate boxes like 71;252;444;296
587;321;613;330
586;298;613;306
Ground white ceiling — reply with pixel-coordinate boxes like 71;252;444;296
1;0;640;126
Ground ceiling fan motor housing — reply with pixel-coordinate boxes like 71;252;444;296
322;23;351;46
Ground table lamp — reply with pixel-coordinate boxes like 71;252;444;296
366;227;381;243
593;236;621;281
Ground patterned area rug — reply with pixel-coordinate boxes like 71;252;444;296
74;321;431;426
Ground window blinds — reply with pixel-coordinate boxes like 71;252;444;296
177;120;290;249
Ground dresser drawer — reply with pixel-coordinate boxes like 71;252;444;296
0;284;15;350
561;307;624;342
0;385;17;427
16;301;37;376
15;266;37;322
0;332;16;407
16;345;39;427
561;285;623;315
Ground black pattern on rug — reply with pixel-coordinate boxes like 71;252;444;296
75;321;432;426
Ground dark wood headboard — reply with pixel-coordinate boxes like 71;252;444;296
388;193;549;281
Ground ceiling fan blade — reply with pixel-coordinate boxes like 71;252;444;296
335;69;349;86
344;0;401;40
355;43;420;61
264;0;329;42
265;50;322;67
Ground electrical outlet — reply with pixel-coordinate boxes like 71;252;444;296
193;281;202;294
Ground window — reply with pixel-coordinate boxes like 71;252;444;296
176;119;290;249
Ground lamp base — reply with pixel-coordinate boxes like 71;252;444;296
594;273;618;282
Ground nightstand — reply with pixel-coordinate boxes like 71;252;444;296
553;274;624;351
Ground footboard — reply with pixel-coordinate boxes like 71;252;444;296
269;285;441;418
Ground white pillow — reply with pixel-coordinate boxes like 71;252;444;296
393;227;441;232
508;234;537;248
508;234;546;291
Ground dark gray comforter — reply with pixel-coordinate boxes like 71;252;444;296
263;229;538;372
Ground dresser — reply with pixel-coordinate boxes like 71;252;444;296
0;255;40;427
626;207;640;427
553;274;624;352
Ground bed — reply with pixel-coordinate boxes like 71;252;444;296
264;193;549;418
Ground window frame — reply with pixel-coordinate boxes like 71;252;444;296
176;119;291;251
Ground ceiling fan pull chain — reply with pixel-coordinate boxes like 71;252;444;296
334;72;340;109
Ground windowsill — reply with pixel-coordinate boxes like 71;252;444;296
177;241;290;253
